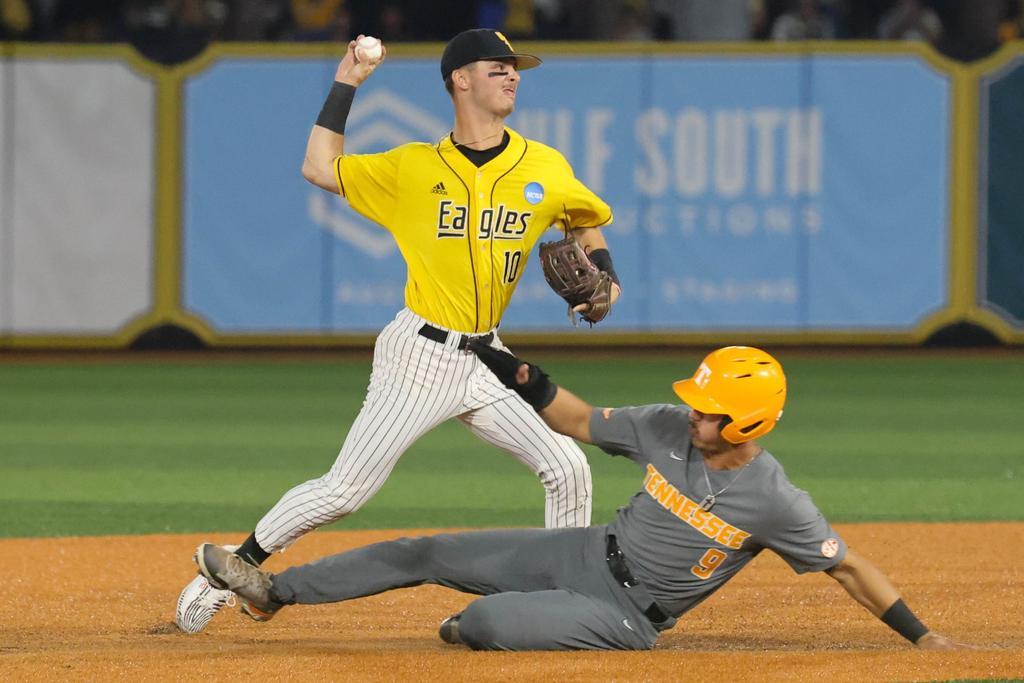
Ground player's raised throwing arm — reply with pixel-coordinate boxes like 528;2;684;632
468;341;595;443
302;36;387;193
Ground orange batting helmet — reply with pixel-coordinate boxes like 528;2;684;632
672;346;787;444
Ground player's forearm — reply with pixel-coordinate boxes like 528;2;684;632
828;550;901;617
467;341;593;443
539;387;594;444
571;227;620;291
828;549;932;644
570;226;608;252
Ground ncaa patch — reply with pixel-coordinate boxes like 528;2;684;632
820;538;839;558
524;182;544;205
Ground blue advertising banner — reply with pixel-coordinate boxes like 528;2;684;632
183;54;950;334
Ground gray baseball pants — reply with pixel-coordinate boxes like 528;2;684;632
270;525;672;650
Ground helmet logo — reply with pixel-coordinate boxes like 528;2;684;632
694;363;712;388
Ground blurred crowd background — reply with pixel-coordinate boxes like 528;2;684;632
1;0;1022;64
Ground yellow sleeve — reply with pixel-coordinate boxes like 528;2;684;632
334;145;405;227
540;146;612;229
562;175;613;229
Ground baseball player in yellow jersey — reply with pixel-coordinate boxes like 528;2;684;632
175;29;622;633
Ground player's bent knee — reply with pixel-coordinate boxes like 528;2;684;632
376;535;440;574
549;457;592;490
456;600;506;651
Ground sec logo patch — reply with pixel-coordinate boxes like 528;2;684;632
524;182;544;205
820;538;839;558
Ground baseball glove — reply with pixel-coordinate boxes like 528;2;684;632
538;237;614;326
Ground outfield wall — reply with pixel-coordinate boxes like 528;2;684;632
1;41;1022;348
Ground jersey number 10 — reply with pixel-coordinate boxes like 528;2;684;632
503;250;523;284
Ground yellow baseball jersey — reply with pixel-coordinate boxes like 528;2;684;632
334;128;612;333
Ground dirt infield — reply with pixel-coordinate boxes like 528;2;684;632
2;523;1021;683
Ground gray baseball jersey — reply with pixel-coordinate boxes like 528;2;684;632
594;403;847;617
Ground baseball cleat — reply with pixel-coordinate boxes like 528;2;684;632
438;613;463;645
176;543;239;633
176;574;236;634
194;543;283;622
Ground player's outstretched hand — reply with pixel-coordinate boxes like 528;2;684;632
466;340;528;388
467;340;557;412
334;34;387;87
915;632;981;650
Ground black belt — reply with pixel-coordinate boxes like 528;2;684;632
606;534;671;625
418;323;494;351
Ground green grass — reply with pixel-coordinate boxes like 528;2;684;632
0;352;1022;538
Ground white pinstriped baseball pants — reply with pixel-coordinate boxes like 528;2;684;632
254;308;592;552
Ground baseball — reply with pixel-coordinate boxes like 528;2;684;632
355;36;383;64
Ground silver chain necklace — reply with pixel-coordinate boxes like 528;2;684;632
449;130;505;149
698;456;755;512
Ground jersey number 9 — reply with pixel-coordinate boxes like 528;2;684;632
690;548;728;580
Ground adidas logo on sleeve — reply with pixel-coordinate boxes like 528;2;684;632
431;182;448;195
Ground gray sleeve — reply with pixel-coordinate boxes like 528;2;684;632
588;404;684;463
587;406;649;461
761;491;847;574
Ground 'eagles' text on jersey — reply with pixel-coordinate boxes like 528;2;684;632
334;128;612;333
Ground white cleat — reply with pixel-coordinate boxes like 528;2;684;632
175;544;239;633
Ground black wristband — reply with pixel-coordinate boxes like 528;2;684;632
880;599;929;643
588;248;620;286
316;81;356;134
519;365;559;412
467;340;558;412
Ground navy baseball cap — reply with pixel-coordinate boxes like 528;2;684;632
440;29;541;81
